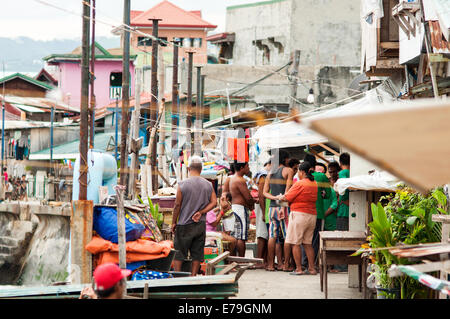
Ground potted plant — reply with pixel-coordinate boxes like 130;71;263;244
362;186;447;299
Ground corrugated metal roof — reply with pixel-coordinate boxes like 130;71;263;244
29;131;120;160
2;95;80;114
13;104;45;113
429;20;450;54
0;120;76;130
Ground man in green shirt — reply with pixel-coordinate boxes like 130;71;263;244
324;161;340;231
301;154;331;271
336;153;350;231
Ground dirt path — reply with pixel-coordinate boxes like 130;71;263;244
232;268;364;299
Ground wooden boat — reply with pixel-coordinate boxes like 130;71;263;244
0;273;240;299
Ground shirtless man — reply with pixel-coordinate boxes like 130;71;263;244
229;162;256;257
222;163;234;194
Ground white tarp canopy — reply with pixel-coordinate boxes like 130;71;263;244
253;83;396;151
333;170;401;195
307;98;450;193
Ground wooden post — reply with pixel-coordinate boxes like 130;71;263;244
432;214;450;299
115;185;127;269
289;50;300;112
150;19;162;193
146;99;165;196
120;0;131;189
157;47;167;182
89;0;96;149
70;200;93;284
186;52;194;154
195;66;202;156
79;0;91;200
171;41;179;153
128;67;141;199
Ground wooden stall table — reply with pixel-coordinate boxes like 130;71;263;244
319;231;367;299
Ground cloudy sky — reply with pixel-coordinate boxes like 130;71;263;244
0;0;263;40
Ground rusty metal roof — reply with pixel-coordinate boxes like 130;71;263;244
429;20;450;54
1;95;80;114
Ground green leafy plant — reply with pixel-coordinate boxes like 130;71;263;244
148;196;164;229
137;195;164;229
365;186;447;299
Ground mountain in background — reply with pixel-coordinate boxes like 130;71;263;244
0;36;121;74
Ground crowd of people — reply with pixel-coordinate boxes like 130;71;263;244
169;150;351;277
3;169;28;201
255;151;351;275
79;149;351;300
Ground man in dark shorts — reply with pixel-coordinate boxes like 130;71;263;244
171;156;217;276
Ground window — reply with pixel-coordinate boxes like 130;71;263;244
137;37;152;46
193;38;202;48
182;38;192;48
137;36;168;47
159;37;168;47
110;72;122;87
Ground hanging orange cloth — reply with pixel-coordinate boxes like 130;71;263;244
227;137;237;160
236;138;249;163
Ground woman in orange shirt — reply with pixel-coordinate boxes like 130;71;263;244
278;161;318;275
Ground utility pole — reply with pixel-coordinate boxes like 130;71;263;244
128;67;141;199
186;52;194;155
117;0;130;271
201;74;206;122
89;0;96;149
115;95;119;161
150;18;161;193
50;105;54;176
171;40;179;154
195;66;202;156
79;0;91;200
1;62;5;180
157;46;168;183
289;50;301;113
119;0;131;190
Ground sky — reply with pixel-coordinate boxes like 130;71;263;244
0;0;265;40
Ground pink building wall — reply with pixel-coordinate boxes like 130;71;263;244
57;60;135;109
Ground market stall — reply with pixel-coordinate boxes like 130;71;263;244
307;97;450;299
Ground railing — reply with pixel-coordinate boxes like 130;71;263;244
109;86;132;100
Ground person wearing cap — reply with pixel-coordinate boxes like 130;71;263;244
171;155;217;276
79;263;131;299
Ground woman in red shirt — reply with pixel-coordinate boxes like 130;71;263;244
278;161;318;275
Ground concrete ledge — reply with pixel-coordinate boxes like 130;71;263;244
0;202;71;217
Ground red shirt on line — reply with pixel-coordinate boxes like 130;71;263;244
284;179;318;215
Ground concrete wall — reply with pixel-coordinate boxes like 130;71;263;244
201;64;361;108
226;0;293;66
29;127;80;154
0;202;71;286
290;0;361;67
224;0;361;67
